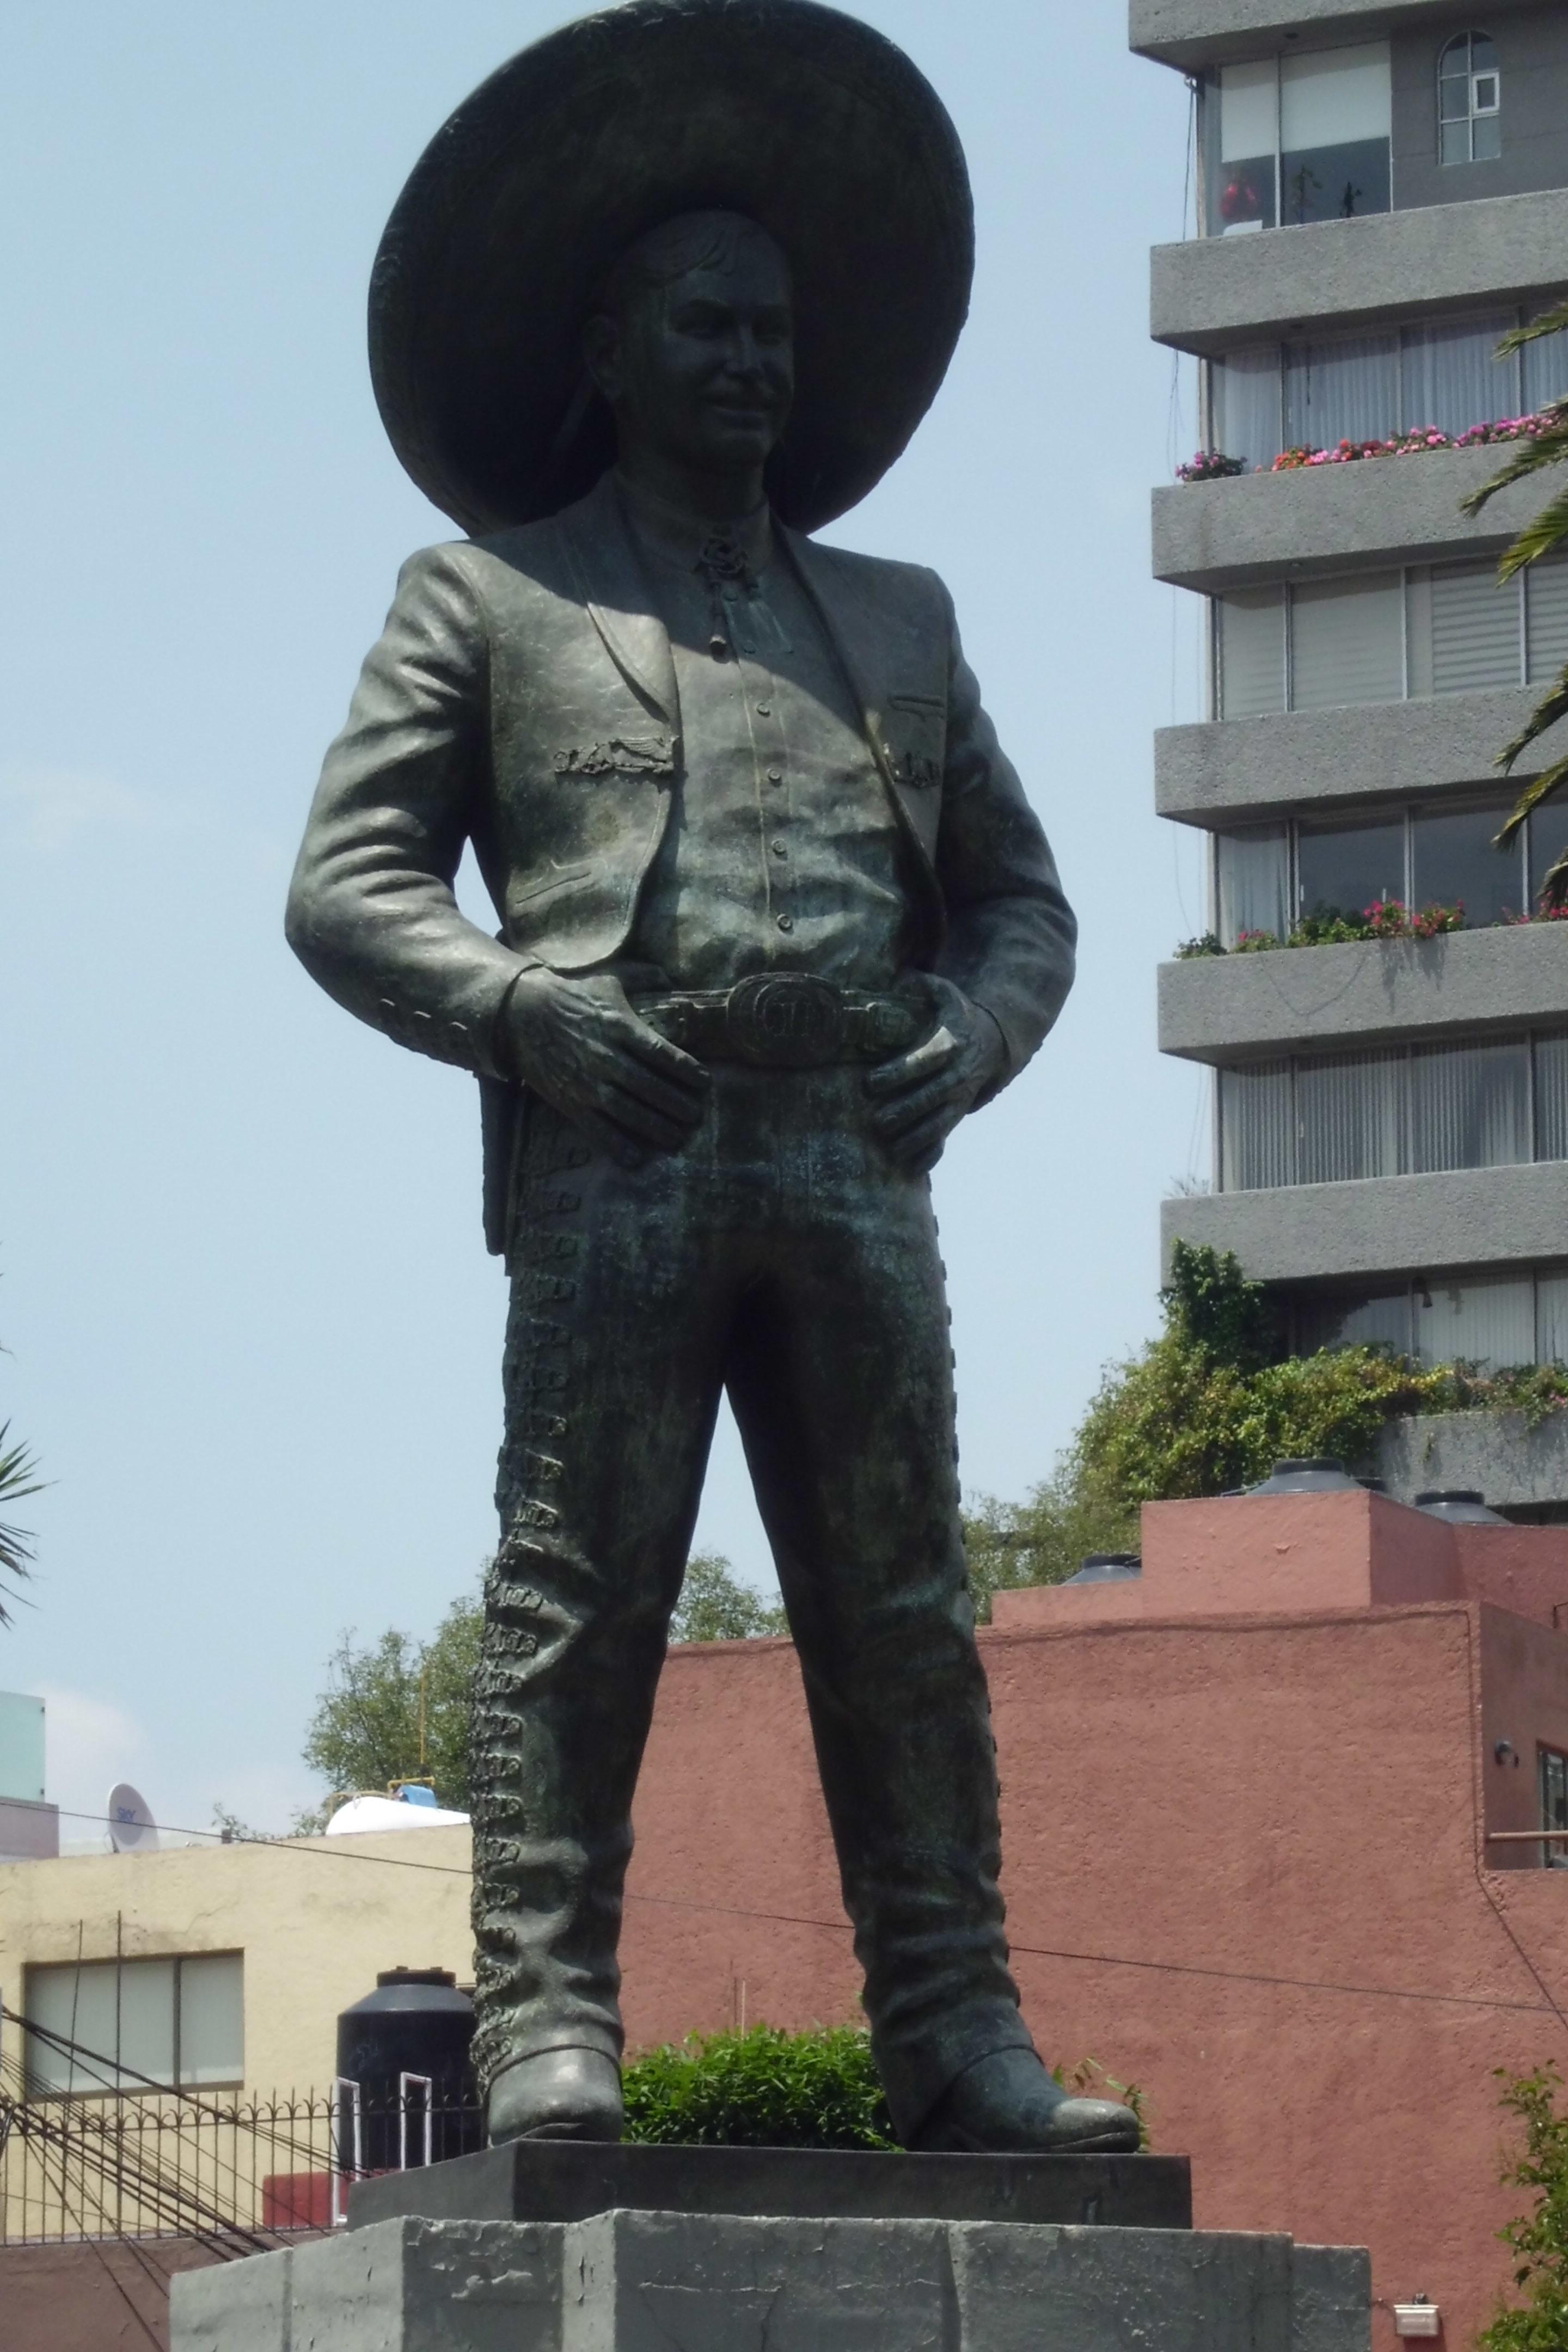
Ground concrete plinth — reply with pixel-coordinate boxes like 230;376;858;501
349;2137;1191;2232
170;2212;1371;2352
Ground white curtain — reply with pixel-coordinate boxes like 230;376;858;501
1537;1270;1568;1364
1401;312;1518;437
1535;1034;1568;1162
1408;1039;1530;1173
1219;1062;1294;1191
1285;334;1399;449
1217;826;1290;943
1211;347;1283;469
1296;1050;1404;1184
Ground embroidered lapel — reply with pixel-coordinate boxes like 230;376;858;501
556;476;682;745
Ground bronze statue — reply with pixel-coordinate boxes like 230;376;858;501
286;0;1136;2158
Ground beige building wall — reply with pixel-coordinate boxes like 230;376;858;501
0;1824;472;2099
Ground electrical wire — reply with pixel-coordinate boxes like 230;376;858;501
46;1808;1568;2030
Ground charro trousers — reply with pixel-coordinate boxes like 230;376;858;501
469;1063;1031;2141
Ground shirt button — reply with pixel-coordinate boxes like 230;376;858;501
776;913;794;933
757;702;772;717
770;840;787;857
767;767;783;785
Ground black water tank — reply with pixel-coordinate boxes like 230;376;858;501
336;1968;480;2166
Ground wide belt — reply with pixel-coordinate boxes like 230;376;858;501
633;973;924;1068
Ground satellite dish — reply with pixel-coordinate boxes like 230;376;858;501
107;1783;159;1854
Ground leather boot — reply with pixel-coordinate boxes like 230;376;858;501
486;2047;624;2144
910;2048;1140;2154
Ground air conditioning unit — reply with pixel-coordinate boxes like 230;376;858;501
1392;2306;1440;2339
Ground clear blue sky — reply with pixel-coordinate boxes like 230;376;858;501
0;3;1205;1838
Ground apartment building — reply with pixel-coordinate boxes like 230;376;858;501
1136;0;1568;1505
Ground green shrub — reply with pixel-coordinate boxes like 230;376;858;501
620;2027;1148;2151
1480;2064;1568;2350
622;2025;896;2149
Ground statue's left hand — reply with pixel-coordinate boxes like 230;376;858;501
864;978;1008;1173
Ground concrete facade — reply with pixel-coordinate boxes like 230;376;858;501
1160;922;1568;1060
1153;442;1539;591
1152;186;1568;353
1140;0;1568;1461
1131;0;1556;72
1155;685;1568;824
1162;1157;1568;1278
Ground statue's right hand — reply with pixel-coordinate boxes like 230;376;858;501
501;969;710;1166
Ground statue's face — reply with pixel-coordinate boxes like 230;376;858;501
597;232;794;478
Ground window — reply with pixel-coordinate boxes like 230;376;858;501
1215;1031;1568;1194
24;1954;243;2096
1204;44;1391;235
1290;573;1405;711
1541;1748;1568;1868
1295;1266;1568;1370
1296;810;1405;921
1213;556;1568;720
1210;299;1566;467
1212;797;1531;946
1281;45;1393;225
1440;32;1501;167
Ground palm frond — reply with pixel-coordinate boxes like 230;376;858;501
1461;417;1568;518
1496;757;1568;853
1540;839;1568;912
0;1422;43;1627
1497;480;1568;581
1494;299;1568;358
1497;667;1568;778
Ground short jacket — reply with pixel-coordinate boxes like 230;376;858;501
286;474;1076;1244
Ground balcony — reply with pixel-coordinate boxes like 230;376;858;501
1160;921;1568;1061
1161;1157;1568;1281
1128;0;1558;74
1156;687;1568;825
1153;440;1540;592
1152;185;1568;354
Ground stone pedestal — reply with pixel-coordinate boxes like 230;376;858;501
171;2204;1371;2352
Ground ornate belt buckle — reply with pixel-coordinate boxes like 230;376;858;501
725;973;844;1066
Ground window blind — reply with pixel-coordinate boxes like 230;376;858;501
1431;561;1521;694
1538;1271;1568;1364
1415;1273;1535;1369
1219;1062;1294;1191
1527;555;1568;683
1290;573;1403;710
1218;590;1286;718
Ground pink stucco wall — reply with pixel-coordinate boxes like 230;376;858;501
623;1494;1568;2349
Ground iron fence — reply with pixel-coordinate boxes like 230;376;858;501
0;2027;482;2249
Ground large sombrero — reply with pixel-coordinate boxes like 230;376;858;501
369;0;973;536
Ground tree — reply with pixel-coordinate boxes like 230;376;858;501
1462;307;1568;902
669;1552;787;1643
1479;2063;1568;2350
297;1589;483;1824
292;1551;785;1829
